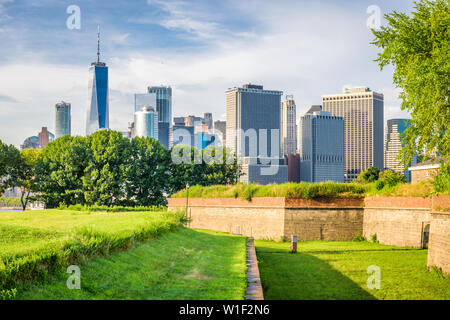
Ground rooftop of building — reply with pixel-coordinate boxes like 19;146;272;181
409;156;447;170
226;83;283;95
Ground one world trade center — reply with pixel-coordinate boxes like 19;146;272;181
86;26;109;136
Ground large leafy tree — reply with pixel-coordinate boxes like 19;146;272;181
83;130;131;206
35;136;90;207
372;0;449;164
125;137;169;206
8;148;42;210
0;139;21;195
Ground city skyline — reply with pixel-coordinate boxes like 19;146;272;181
0;0;412;147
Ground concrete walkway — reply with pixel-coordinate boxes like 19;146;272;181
245;237;264;300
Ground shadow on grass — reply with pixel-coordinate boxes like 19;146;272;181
256;250;377;300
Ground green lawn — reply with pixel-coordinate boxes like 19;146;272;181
255;240;450;300
16;229;247;300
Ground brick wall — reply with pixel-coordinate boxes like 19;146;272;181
284;208;363;241
363;208;431;247
427;212;450;274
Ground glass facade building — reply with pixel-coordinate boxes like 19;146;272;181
300;111;345;183
55;101;71;138
147;86;172;124
134;106;158;139
86;64;109;135
86;27;109;136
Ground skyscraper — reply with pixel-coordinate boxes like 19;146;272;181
55;101;71;138
299;110;345;183
281;95;297;156
134;106;158;139
385;118;415;181
204;113;213;130
38;127;54;148
226;84;283;158
86;26;109;136
226;84;287;185
214;120;226;146
322;86;384;182
147;86;172;123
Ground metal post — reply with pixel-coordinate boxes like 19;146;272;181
185;183;190;222
291;235;298;253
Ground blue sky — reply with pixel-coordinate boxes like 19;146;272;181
0;0;413;146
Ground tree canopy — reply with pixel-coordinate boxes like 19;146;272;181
371;0;449;164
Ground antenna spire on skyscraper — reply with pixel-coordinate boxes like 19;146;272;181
97;25;100;64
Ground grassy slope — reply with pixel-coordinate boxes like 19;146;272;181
16;229;247;300
255;240;450;300
0;209;180;259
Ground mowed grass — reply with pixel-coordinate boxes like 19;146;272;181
16;229;247;300
0;209;180;259
255;240;450;300
0;209;183;291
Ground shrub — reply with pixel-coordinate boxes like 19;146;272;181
352;231;366;242
355;167;380;183
370;233;379;243
375;180;385;191
379;170;406;188
432;161;450;194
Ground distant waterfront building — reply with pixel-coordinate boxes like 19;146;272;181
134;106;158;139
38;127;54;148
204;113;213;130
300;110;345;183
195;132;216;150
173;117;186;126
185;115;204;127
134;93;157;113
170;125;194;148
147;86;172;123
158;122;170;148
86;26;109;136
322;86;384;182
281;96;297;156
214;120;226;146
284;154;300;183
55;101;71;138
385;118;416;181
20;136;40;150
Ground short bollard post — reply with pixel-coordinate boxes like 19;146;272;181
291;235;298;253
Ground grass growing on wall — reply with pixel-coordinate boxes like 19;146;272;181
16;229;247;300
171;180;443;200
171;182;367;201
0;209;183;293
255;240;450;300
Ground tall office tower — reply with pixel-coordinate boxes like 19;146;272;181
214;120;226;146
55;101;71;138
281;95;297;156
38;127;54;148
322;86;384;182
86;26;109;136
127;122;134;139
300;111;345;182
158;122;170;148
226;84;283;158
204;113;213;130
134;106;158;139
134;93;157;112
226;84;287;185
147;86;172;123
384;118;415;181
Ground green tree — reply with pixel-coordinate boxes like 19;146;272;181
125;137;169;206
371;0;449;164
355;167;381;183
0;139;21;195
8;148;42;210
35;136;90;207
83;130;131;206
